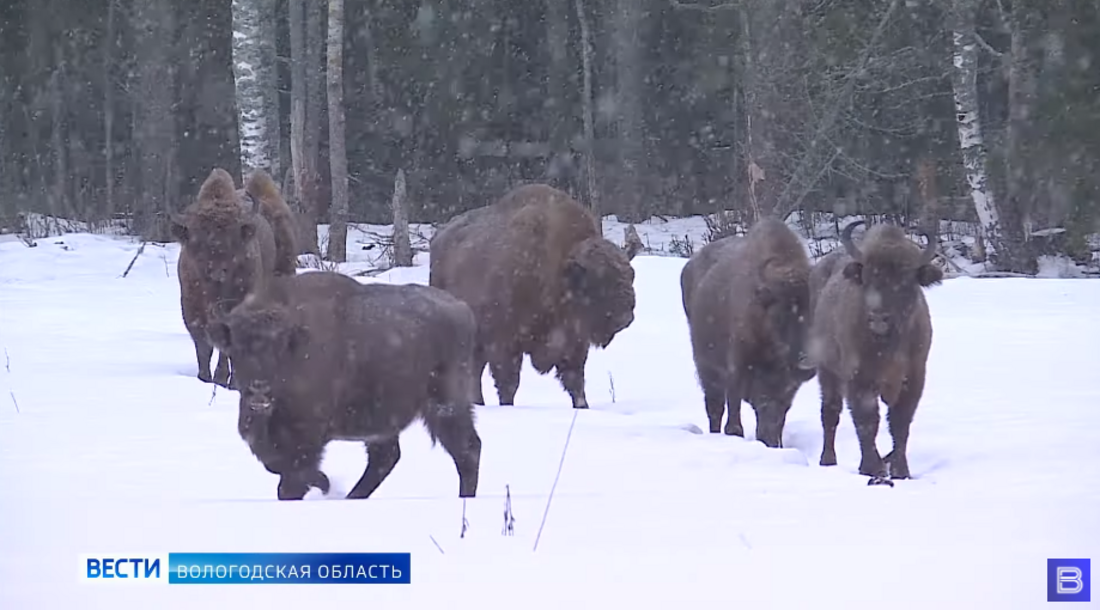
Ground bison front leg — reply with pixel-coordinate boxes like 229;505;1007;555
693;363;726;433
556;344;590;409
881;369;926;480
189;331;215;383
347;437;401;500
818;369;844;466
846;384;888;482
276;469;330;500
212;351;232;388
487;344;523;406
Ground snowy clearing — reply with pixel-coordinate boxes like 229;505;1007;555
1;228;1098;608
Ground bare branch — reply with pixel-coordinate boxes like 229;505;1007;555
119;241;148;278
974;31;1005;57
668;0;738;11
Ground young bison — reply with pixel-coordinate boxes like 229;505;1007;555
208;270;482;501
680;217;817;447
807;220;942;485
172;168;298;388
429;183;637;409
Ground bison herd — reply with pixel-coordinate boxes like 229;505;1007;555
172;167;944;499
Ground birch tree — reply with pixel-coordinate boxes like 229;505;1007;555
947;0;1011;271
574;0;599;218
325;0;349;263
231;0;278;177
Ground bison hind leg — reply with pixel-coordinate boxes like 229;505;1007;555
189;332;215;383
487;344;522;406
423;402;482;498
347;437;402;500
694;364;727;434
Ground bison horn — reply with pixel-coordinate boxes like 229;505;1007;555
917;229;938;266
839;220;865;261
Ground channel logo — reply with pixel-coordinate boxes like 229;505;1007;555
1047;558;1090;602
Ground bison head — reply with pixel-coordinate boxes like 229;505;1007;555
562;237;637;348
207;299;309;415
756;263;817;383
838;220;943;336
171;171;265;286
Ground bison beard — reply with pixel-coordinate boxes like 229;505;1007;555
428;183;637;409
210;271;482;501
808;220;943;486
680;217;817;448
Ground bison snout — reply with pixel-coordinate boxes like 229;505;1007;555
868;311;891;335
244;380;274;413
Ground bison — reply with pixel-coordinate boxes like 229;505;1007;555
171;167;299;388
429;183;637;409
680;217;818;447
807;220;942;485
207;270;483;501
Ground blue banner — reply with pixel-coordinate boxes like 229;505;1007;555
168;552;411;584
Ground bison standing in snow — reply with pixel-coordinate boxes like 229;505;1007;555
429;183;638;409
807;220;942;484
171;168;299;388
680;217;817;447
208;270;483;501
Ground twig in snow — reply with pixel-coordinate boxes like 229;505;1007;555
460;498;469;539
119;241;148;278
608;371;616;403
502;484;516;536
429;535;445;555
533;409;580;552
4;348;9;373
161;251;170;277
208;383;218;406
10;391;19;414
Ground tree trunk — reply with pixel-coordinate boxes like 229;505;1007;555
231;0;277;177
391;169;412;267
1005;1;1040;240
545;0;573;189
131;0;178;240
611;0;646;223
574;0;599;221
305;0;325;224
948;0;1030;273
103;0;116;220
288;0;320;254
325;0;348;263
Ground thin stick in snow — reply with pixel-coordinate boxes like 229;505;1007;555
429;534;445;555
119;241;148;278
533;408;580;552
460;498;469;538
4;348;9;373
10;391;19;414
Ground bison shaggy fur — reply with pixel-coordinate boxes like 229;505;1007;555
807;220;942;484
429;183;637;409
208;270;482;501
680;217;817;447
171;168;299;388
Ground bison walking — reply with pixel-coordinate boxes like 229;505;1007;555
429;183;637;409
680;217;817;447
171;168;298;388
208;270;483;501
807;220;943;484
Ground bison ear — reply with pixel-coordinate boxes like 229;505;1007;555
240;221;257;242
207;321;232;351
915;263;943;288
564;260;587;294
842;261;864;285
170;214;189;243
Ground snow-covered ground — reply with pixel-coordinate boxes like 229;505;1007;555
1;229;1098;609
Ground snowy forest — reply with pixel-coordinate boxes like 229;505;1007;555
0;0;1097;274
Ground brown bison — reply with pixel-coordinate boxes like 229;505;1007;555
171;168;299;388
680;217;818;446
207;270;483;501
807;220;942;485
429;183;637;409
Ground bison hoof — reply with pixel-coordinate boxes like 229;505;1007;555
819;452;837;467
309;471;331;494
197;371;214;384
867;476;894;487
277;476;310;500
723;426;744;437
573;403;589;410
